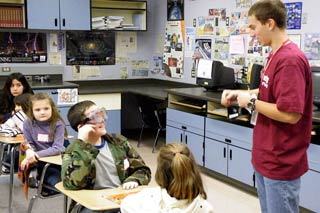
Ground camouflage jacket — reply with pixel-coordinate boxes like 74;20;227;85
61;133;151;190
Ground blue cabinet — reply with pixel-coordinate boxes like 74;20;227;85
27;0;90;30
300;170;320;212
166;109;205;166
106;110;121;134
205;117;254;186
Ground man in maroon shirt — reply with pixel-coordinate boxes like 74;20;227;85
221;1;313;213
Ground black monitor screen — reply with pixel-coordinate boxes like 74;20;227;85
66;31;115;65
312;67;320;108
0;32;47;63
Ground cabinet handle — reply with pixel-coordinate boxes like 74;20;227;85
253;173;256;187
54;18;58;26
180;133;182;143
229;149;232;160
62;18;66;27
181;126;187;130
225;138;231;143
51;91;58;95
185;135;188;144
223;147;226;158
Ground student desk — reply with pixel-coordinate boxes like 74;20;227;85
55;182;147;212
27;154;63;213
0;135;24;213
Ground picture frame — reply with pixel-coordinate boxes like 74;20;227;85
167;0;184;21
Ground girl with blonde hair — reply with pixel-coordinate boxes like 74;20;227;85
121;143;213;212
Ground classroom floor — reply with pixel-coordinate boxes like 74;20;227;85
0;131;261;213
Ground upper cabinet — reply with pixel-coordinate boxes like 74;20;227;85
91;0;147;31
27;0;91;30
0;0;25;28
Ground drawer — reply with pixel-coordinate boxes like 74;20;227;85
205;118;253;149
167;108;204;136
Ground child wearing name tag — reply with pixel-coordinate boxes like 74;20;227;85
61;100;151;212
20;93;66;195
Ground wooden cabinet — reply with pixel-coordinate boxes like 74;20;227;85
166;108;205;166
27;0;90;30
91;0;147;31
0;0;25;28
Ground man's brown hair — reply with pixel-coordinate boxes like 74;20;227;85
248;0;287;29
155;143;207;202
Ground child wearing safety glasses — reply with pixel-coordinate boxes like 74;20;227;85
61;100;151;212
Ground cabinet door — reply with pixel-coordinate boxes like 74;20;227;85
228;146;254;186
166;126;183;144
106;110;121;134
60;0;90;30
185;132;204;166
300;170;320;212
205;138;228;176
27;0;60;30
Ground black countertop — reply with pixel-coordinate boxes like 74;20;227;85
166;87;222;102
68;79;197;100
30;81;78;90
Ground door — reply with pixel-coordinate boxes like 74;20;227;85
60;0;91;30
185;131;204;166
205;138;228;176
228;145;254;186
27;0;60;30
166;125;183;144
300;170;320;212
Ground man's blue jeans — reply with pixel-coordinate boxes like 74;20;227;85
255;171;301;213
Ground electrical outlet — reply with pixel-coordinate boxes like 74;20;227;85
2;67;11;72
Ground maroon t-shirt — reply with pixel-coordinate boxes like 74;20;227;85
252;42;313;180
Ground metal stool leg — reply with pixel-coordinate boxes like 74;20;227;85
27;194;38;213
152;128;161;153
137;123;145;147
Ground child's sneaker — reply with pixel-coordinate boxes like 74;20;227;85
1;165;10;174
28;168;39;188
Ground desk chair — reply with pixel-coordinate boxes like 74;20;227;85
27;140;69;213
136;96;166;153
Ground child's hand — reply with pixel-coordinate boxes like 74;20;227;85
78;124;95;142
122;181;138;190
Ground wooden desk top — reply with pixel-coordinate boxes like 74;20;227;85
55;182;146;211
39;155;62;166
0;135;24;144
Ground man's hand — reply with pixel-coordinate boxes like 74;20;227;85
237;92;251;108
221;90;240;107
122;181;138;190
77;124;95;142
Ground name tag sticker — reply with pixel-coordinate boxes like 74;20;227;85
37;134;49;142
124;158;130;170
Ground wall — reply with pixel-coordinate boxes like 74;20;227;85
1;0;319;84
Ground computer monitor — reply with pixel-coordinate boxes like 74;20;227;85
248;63;264;89
196;59;235;91
311;66;320;109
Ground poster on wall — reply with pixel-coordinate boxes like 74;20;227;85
196;16;215;36
285;2;302;30
0;32;47;63
235;0;252;8
163;21;185;78
185;27;196;57
167;0;184;21
194;39;212;60
304;33;320;60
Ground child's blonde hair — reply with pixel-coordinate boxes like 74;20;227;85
29;93;65;140
155;143;207;203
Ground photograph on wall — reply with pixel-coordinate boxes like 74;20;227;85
208;8;226;21
235;0;252;8
196;16;215;36
304;33;320;60
167;0;184;21
285;2;302;30
228;11;249;35
194;39;212;60
213;37;229;61
66;31;115;65
0;32;47;63
185;27;196;57
163;21;184;78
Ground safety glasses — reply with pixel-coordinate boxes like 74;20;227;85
83;107;107;125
